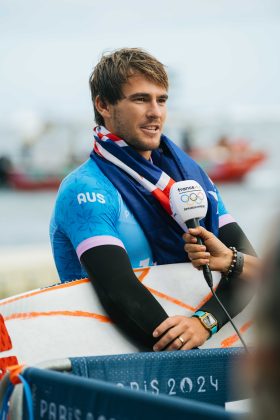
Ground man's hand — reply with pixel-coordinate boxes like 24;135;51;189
152;316;210;351
183;226;232;273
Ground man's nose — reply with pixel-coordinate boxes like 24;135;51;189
146;100;162;118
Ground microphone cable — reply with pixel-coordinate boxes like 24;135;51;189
198;250;249;353
209;285;249;352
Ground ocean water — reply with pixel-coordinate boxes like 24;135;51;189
1;121;280;256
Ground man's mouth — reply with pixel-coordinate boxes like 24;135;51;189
140;125;160;132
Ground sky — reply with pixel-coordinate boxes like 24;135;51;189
1;0;280;125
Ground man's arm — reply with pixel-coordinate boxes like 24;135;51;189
81;225;257;352
82;245;213;351
81;244;168;349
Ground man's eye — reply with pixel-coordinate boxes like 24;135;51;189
158;98;167;104
135;97;145;102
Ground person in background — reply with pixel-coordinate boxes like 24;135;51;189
0;155;12;187
181;127;193;153
50;48;258;351
246;226;280;420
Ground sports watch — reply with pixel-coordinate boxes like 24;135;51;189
192;310;218;337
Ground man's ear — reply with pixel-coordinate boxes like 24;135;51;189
95;96;111;119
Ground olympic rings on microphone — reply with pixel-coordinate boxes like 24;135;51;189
179;191;204;205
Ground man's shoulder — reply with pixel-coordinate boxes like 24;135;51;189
58;158;117;194
54;158;121;213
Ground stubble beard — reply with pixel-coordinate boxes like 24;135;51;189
111;112;161;152
126;134;161;152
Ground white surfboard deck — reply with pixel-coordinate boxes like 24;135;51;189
0;263;254;372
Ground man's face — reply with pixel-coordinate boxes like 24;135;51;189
102;74;168;159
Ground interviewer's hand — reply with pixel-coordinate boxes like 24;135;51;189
152;316;210;351
183;226;232;273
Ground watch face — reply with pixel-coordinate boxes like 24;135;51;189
203;314;216;328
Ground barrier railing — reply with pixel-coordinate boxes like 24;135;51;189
71;347;247;407
22;367;235;420
0;348;249;419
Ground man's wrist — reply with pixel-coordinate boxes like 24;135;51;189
222;247;244;279
192;310;218;338
192;316;211;340
221;247;235;274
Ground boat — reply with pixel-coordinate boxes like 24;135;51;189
7;170;62;191
189;140;266;183
204;150;266;183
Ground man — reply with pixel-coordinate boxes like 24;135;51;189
50;48;257;351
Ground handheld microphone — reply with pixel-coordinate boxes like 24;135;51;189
169;180;249;352
169;180;213;288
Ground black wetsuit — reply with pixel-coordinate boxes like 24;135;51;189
81;222;256;350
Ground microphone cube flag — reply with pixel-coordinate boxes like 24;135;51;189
169;180;208;223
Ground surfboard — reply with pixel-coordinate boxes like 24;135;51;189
0;263;254;378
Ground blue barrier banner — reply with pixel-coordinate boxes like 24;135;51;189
23;367;237;420
71;348;246;407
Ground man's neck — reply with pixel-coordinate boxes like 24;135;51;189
136;150;152;160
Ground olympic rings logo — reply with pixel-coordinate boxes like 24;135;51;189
180;191;204;205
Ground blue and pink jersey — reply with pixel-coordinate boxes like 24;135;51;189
50;158;234;282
